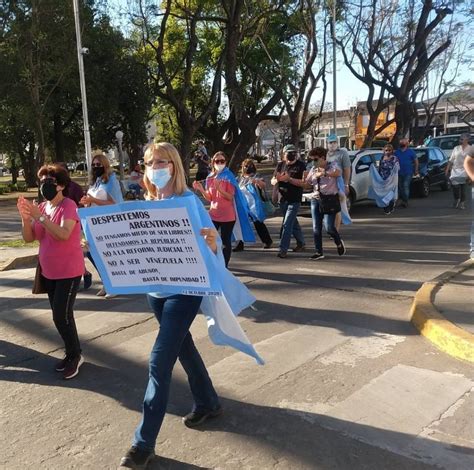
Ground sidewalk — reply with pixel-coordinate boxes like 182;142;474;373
411;259;474;363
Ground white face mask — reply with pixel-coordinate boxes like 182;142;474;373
146;167;172;189
215;164;225;172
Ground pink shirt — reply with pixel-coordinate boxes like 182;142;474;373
33;198;85;280
207;177;236;222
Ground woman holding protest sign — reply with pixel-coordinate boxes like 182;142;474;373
119;142;262;470
17;164;85;380
80;151;123;297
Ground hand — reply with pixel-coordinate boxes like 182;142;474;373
192;180;204;192
277;172;290;182
80;195;92;206
200;227;218;253
344;185;350;196
18;197;41;219
214;179;222;192
17;197;31;221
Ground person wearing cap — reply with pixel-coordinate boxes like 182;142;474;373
446;133;471;210
463;145;474;259
394;137;419;208
326;135;351;231
271;144;307;258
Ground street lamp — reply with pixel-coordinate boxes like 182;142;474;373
115;130;124;181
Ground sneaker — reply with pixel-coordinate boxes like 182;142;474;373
459;202;466;210
292;244;306;252
277;251;287;258
96;288;106;296
118;446;155;469
182;407;223;428
105;293;117;299
83;271;92;290
309;253;325;260
337;240;346;256
263;241;273;249
232;241;244;252
55;356;69;372
63;355;84;380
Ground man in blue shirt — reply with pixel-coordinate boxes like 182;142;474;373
395;138;419;207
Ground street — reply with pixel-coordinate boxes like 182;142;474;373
0;188;473;469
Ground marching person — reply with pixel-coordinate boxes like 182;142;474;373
395;137;419;208
233;158;273;251
193;152;254;267
118;142;261;470
446;133;470;210
463;145;474;259
271;144;306;258
79;151;123;297
17;164;85;379
369;144;400;214
305;148;346;260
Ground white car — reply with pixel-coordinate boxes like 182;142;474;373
301;149;383;212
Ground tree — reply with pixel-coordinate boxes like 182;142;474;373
339;0;456;146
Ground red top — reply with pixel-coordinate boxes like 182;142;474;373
207;177;236;222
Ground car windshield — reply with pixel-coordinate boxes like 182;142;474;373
427;136;473;150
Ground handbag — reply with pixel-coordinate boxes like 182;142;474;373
32;262;47;294
317;177;341;214
257;186;276;217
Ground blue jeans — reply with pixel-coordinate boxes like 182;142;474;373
279;200;305;253
311;200;341;255
398;174;412;203
133;294;220;451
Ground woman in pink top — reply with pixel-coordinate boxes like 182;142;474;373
17;164;85;380
193;152;236;266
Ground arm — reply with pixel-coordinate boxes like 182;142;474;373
192;180;212;201
464;155;474;181
215;179;234;201
80;194;116;206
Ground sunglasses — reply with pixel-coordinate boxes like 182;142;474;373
91;163;104;168
214;159;226;164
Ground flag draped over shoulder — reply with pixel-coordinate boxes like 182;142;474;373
368;164;399;207
242;180;266;223
211;168;256;243
189;192;263;364
337;176;352;225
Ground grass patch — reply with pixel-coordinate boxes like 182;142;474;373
0;239;39;248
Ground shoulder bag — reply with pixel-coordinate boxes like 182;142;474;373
317;177;341;215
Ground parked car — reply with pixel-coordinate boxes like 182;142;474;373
410;147;450;197
301;149;383;212
0;166;10;177
427;134;474;158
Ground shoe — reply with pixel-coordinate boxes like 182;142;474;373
55;356;69;372
232;241;244;252
453;199;460;209
118;446;155;469
401;201;408;208
63;355;84;380
83;271;92;290
105;294;117;299
277;251;287;258
263;242;273;249
459;202;466;210
96;288;106;296
182;407;223;428
310;253;325;260
292;244;306;252
337;240;346;256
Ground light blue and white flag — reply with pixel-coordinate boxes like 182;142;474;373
368;164;399;207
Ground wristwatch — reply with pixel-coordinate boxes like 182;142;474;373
38;215;46;224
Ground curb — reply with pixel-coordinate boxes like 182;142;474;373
0;254;38;272
410;259;474;363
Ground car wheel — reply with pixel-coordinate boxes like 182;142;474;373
420;177;430;198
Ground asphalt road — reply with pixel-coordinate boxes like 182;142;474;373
0;187;473;469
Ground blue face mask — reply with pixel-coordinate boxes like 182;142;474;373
147;167;172;189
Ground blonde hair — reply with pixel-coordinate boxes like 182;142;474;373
91;151;113;183
142;142;187;199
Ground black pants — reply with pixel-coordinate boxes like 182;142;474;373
452;184;467;203
213;220;235;267
253;220;273;245
44;276;82;359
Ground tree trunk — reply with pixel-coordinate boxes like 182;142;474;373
19;141;38;188
53;113;64;162
394;100;415;145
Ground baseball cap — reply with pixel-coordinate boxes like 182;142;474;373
283;144;297;153
327;134;337;143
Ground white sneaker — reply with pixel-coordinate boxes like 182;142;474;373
96;288;106;296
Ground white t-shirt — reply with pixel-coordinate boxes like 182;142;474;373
449;145;468;183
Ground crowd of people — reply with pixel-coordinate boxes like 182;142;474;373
15;133;473;469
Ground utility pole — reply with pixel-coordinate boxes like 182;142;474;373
332;0;337;136
73;0;92;179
